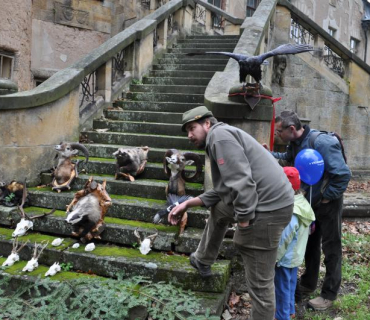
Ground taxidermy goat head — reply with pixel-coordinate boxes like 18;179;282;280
113;146;149;181
134;228;158;255
2;238;29;267
52;142;89;192
153;149;203;234
13;181;55;237
22;241;48;272
65;176;112;242
45;262;61;277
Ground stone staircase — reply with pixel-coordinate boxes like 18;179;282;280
0;35;240;316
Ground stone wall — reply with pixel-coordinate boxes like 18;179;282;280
289;0;370;65
0;0;33;91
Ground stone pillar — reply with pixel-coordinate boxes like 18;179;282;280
134;31;154;79
150;0;156;13
314;34;325;50
205;10;212;33
182;5;194;35
274;5;291;45
157;18;168;49
224;21;240;35
173;8;183;33
96;60;112;102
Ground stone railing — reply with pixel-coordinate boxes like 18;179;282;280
0;0;244;184
192;0;243;35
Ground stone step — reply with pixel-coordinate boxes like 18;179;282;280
142;77;211;86
162;53;229;60
157;58;228;65
26;189;208;229
1;206;235;257
152;64;225;72
129;84;207;94
40;174;204;200
75;156;204;181
126;92;204;103
0;227;230;293
0;258;229;318
173;43;236;49
93;119;185;137
185;35;240;40
84;143;205;163
113;100;202;112
83;131;199;150
149;69;215;79
177;39;238;44
104;109;182;123
168;47;234;54
4;206;233;257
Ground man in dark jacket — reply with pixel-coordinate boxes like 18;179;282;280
268;110;351;311
168;106;294;320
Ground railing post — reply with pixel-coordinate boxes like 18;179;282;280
134;25;155;79
96;61;112;102
223;20;240;35
314;34;325;51
157;18;168;48
205;10;212;33
182;5;194;34
275;5;291;44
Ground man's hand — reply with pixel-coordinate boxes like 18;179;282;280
262;143;270;151
238;221;250;228
321;199;330;204
168;202;188;225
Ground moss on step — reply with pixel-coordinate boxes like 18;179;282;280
23;206;178;233
0;257;99;281
0;227;74;250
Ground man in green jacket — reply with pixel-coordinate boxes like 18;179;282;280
168;106;294;320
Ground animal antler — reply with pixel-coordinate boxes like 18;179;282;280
29;208;56;220
182;152;203;182
17;180;30;220
134;228;142;244
33;241;49;259
147;230;158;246
14;239;30;253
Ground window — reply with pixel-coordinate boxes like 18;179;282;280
328;27;337;38
0;52;14;79
246;0;261;17
350;37;360;54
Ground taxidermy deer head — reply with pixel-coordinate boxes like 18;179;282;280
134;228;158;255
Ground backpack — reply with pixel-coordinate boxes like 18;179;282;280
308;131;347;163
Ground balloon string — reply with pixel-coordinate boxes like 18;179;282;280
310;185;312;206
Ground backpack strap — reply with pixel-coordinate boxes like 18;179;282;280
308;131;323;149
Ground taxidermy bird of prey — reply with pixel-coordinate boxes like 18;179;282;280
187;43;314;86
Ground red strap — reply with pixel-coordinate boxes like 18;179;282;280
228;93;282;151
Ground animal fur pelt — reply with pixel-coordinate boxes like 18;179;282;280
65;176;112;242
113;147;149;181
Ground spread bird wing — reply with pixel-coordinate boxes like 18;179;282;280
186;52;249;62
256;43;314;63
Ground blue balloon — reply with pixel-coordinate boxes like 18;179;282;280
294;149;325;185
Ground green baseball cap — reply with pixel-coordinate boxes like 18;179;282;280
181;106;213;132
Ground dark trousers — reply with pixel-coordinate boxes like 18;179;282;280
300;196;343;300
195;201;293;320
275;266;297;320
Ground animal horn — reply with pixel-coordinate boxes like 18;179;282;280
163;149;177;177
134;228;142;244
182;152;203;182
17;179;30;220
70;143;89;164
29;208;56;220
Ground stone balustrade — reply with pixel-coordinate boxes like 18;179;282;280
0;0;243;184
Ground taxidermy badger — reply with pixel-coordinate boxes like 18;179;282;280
113;146;149;181
153;149;203;234
65;177;112;242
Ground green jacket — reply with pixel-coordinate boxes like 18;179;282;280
276;194;316;268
